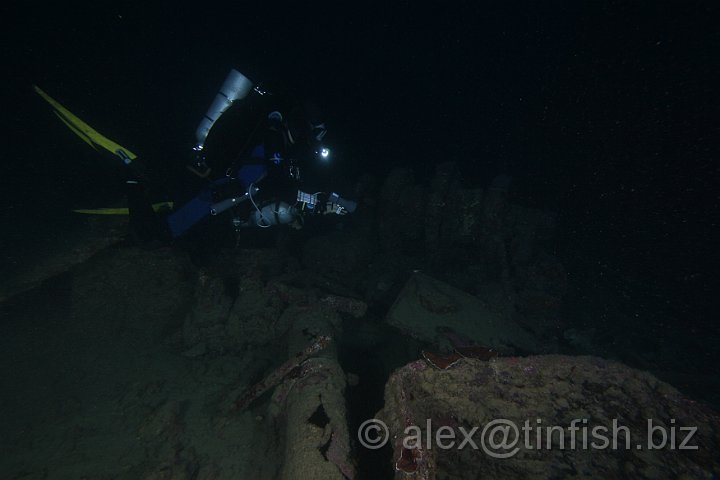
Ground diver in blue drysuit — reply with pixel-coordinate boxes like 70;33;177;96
126;69;354;243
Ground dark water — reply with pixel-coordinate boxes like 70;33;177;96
3;1;719;477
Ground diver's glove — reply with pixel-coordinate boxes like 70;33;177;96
324;202;348;215
326;192;357;214
323;193;357;215
296;191;356;215
187;149;212;178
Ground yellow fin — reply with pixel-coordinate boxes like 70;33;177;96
34;85;137;160
73;202;174;215
54;111;98;150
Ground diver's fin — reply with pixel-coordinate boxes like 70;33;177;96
53;111;98;150
33;85;138;162
73;202;174;215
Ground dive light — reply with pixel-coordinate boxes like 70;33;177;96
194;69;254;151
317;146;331;161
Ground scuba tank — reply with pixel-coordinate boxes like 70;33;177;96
250;201;300;227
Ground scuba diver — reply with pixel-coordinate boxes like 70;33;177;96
35;69;356;246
